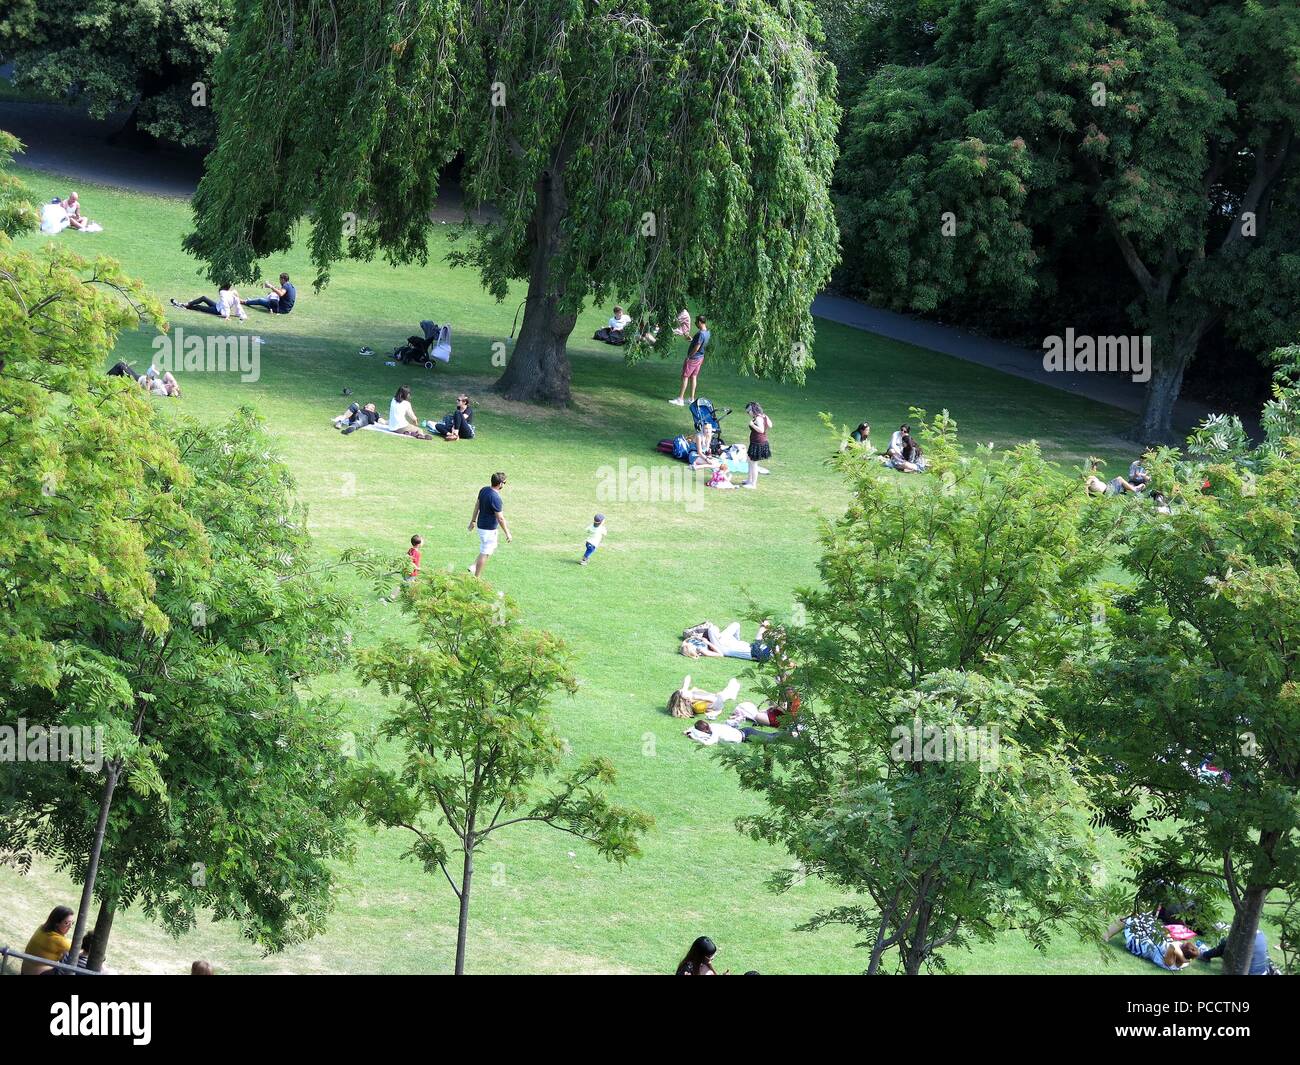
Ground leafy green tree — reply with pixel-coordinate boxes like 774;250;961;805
1060;349;1300;975
0;131;39;235
718;415;1117;973
0;0;232;147
831;0;1300;440
185;0;840;404
348;572;652;974
0;410;358;968
0;235;179;693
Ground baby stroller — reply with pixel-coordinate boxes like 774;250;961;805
391;321;452;369
689;397;731;455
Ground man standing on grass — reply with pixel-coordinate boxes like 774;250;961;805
468;471;511;578
670;315;710;406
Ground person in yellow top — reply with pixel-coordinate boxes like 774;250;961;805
22;906;74;975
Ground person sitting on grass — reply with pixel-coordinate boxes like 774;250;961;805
388;385;432;439
63;191;90;230
841;420;871;452
1199;929;1276;975
138;368;181;397
170;282;247;320
242;272;296;315
676;936;722;975
1106;913;1201;970
706;462;734;490
333;400;381;433
428;393;475;440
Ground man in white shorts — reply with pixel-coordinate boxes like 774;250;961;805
468;471;511;578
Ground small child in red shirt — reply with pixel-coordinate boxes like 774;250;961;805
407;534;423;579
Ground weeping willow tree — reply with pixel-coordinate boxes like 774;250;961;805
185;0;840;405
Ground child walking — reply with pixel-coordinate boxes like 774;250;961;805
580;514;606;565
389;534;423;601
407;534;423;580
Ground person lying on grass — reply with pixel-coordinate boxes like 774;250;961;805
728;687;801;730
170;282;247;320
668;677;741;718
1105;913;1202;970
332;401;380;433
1085;459;1144;497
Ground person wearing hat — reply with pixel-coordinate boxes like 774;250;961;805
580;513;607;566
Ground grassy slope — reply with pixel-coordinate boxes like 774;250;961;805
2;165;1201;975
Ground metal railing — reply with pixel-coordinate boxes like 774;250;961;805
0;945;101;976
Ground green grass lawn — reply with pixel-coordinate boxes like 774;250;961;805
2;164;1206;975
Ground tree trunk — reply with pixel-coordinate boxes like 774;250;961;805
87;889;118;972
494;162;576;406
454;840;474;976
1223;887;1268;975
1223;829;1279;975
1132;342;1191;445
68;761;120;966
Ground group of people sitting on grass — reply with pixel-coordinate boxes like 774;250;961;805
107;361;181;398
593;306;694;347
841;421;928;473
669;675;802;745
171;273;296;319
332;386;475;441
883;422;927;472
39;191;101;234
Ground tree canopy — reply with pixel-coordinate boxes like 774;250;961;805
719;414;1117;973
0;0;232;147
185;0;841;404
348;571;651;974
830;0;1300;440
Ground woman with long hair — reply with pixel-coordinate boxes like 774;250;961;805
743;402;771;489
676;935;721;975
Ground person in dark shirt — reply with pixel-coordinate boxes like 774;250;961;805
467;472;511;578
1200;929;1274;975
332;401;381;434
242;272;297;315
432;394;475;440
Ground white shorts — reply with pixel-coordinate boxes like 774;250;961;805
477;528;499;556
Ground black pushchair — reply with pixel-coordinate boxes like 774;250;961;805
689;397;731;455
391;320;452;369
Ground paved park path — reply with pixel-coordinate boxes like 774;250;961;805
1;97;1224;432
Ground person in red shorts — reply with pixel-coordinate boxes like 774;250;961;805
670;316;711;405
